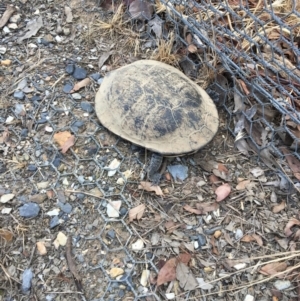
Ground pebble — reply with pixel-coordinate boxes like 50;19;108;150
274;280;291;290
65;64;74;74
63;83;73;94
119;207;127;216
53;232;67;248
50;216;62;228
36;241;47;255
146;252;153;260
77;176;85;184
71;93;82;100
52;156;61;168
20;129;28;138
57;201;72;214
22;269;33;294
106;159;121;177
140;270;150;286
13;90;25;100
166;293;175;300
106;229;115;239
3;26;10;34
27;164;37;171
97;78;104;85
1;207;12;214
0;193;15;203
80;101;93;113
106;201;121;218
235;229;243;240
46;208;60;216
37;181;49;189
73;66;87;80
132;239;144;251
167;165;188;181
31;95;42;102
244;295;254;301
109;267;124;278
19;202;40;218
91;73;100;81
6;116;14;124
14;104;25;115
0;46;7;54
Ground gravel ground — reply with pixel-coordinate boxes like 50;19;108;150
1;1;300;301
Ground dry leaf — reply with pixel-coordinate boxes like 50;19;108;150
241;234;263;246
187;44;197;53
178;253;191;265
183;204;203;215
284;218;300;237
128;204;145;222
260;262;287;276
272;201;286;213
129;0;153;19
176;261;198;291
165;221;180;233
215;183;231;202
280;147;300;180
210;236;219;255
53;131;75;154
236;179;251;190
70;78;91;93
138;181;163;196
0;229;13;242
195;202;218;213
157;258;177;286
17;16;43;43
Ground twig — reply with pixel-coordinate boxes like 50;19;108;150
0;5;16;28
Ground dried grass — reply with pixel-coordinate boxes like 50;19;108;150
150;33;180;66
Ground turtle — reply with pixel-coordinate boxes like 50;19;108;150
95;60;219;183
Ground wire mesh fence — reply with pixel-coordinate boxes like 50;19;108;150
143;0;300;189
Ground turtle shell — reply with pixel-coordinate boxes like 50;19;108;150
95;60;219;156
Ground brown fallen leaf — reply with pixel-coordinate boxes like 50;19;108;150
196;202;219;213
241;233;263;246
280;147;300;180
70;78;91;93
165;220;181;233
53;131;75;154
0;228;13;242
236;179;251;190
183;204;203;215
157;258;177;286
272;201;286;213
259;262;287;277
138;181;163;196
178;253;191;265
176;261;198;291
210;236;219;255
187;44;197;53
0;5;16;29
209;174;220;184
128;204;145;222
215;183;231;202
284;218;300;237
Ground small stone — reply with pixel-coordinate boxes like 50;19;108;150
10;14;21;23
36;241;47;255
0;193;15;203
106;229;115;239
50;216;62;228
107;201;121;218
45;126;53;133
46;208;60;216
80;101;93;113
235;229;243;240
167;165;188;181
19;203;40;218
57;202;72;214
55;35;63;43
119;207;127;216
31;95;42;102
214;230;222;239
13;90;25;100
77;176;85;184
1;207;12;214
166;293;175;300
132;239;144;251
14;104;25;115
1;59;12;66
53;232;68;248
0;46;7;54
73;66;87;80
71;93;82;100
8;23;18;29
97;78;104;85
140;270;150;286
62;178;69;186
28;194;47;203
6;116;14;124
22;269;33;294
37;181;49;189
105;159;121;177
234;263;247;270
274;280;291;290
91;73;100;81
20;129;28;138
117;178;124;185
27;164;37;171
65;64;74;74
244;295;254;301
63;83;73;94
109;268;124;278
3;26;10;33
63;27;70;35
